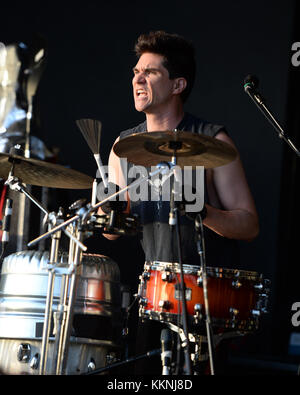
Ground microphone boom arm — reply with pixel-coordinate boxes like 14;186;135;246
244;84;300;157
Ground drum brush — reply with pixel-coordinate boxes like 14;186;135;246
76;119;108;189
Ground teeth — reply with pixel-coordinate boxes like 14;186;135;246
137;89;146;95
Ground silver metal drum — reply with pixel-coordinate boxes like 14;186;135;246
0;250;122;374
0;337;119;375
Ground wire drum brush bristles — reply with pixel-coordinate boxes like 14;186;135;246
76;118;108;188
76;118;102;154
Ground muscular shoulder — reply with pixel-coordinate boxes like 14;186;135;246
119;120;147;140
180;112;227;138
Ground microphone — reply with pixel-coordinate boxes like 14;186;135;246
243;74;300;157
243;74;259;92
1;198;13;248
243;74;265;105
160;328;173;375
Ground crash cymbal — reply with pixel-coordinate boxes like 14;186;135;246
0;153;93;189
113;130;237;168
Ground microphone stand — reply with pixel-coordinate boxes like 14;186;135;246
195;213;216;375
168;142;192;376
244;84;300;157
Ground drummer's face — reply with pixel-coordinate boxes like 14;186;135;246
132;52;175;113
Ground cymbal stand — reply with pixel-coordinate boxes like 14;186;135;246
39;210;87;375
5;173;87;252
168;141;192;375
4;169;87;375
39;210;63;375
54;215;85;375
194;213;216;375
50;235;74;374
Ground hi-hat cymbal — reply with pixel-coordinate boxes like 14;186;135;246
0;153;93;189
113;130;237;168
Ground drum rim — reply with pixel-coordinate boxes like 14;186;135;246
144;261;261;280
141;309;259;332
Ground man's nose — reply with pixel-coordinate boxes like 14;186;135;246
133;72;146;84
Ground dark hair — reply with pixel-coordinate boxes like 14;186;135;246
134;30;196;103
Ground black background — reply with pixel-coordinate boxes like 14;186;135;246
1;0;300;374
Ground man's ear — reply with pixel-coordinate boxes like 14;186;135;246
173;77;187;95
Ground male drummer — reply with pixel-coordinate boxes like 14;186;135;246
100;30;259;374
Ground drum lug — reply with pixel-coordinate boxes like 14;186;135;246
142;271;151;281
254;279;270;293
232;280;242;289
197;276;203;287
193;303;203;323
106;353;117;365
161;270;173;283
158;300;170;310
139;297;148;307
194;303;202;314
17;343;31;363
229;307;239;316
254;278;270;314
30;353;40;370
258;293;269;313
251;309;261;317
229;307;239;328
87;358;96;372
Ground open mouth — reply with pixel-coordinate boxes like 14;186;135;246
136;89;148;97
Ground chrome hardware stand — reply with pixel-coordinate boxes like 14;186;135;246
5;174;87;252
39;212;62;375
55;214;84;375
195;213;216;375
28;163;171;248
168;142;192;375
27;162;172;374
4;169;87;375
50;256;71;374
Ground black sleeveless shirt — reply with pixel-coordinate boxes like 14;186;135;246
119;113;240;268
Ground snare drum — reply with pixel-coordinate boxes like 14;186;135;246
138;262;269;333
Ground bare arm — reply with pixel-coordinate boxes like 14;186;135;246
99;137;129;240
203;131;259;241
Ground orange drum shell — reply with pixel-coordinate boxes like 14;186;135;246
141;268;259;324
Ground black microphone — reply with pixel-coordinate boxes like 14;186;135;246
160;328;173;375
1;198;13;248
243;74;265;105
244;74;259;92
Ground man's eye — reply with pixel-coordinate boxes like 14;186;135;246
146;69;156;76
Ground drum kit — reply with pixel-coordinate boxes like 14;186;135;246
0;127;270;375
